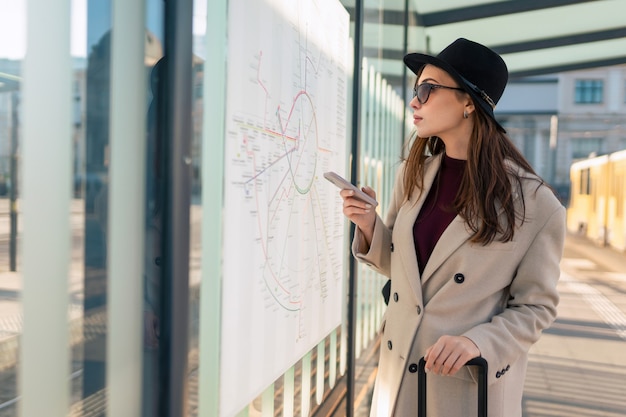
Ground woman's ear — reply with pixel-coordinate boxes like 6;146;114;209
464;99;475;116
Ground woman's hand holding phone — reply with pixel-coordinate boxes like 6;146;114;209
324;171;377;245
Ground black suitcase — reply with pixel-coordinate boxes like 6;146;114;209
417;356;488;417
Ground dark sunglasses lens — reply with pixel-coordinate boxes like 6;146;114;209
416;84;432;104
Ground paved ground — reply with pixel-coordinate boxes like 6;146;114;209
523;234;626;416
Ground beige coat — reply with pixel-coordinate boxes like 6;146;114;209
353;154;565;417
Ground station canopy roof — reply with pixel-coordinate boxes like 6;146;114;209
346;0;626;85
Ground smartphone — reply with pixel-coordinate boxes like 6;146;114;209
323;171;378;207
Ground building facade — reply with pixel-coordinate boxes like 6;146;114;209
497;65;626;205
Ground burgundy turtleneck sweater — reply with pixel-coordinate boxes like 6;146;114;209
413;154;466;276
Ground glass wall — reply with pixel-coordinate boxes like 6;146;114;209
0;54;21;417
0;0;167;414
0;1;406;416
338;1;418;414
77;0;166;413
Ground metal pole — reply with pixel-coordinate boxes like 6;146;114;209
400;0;409;146
9;91;19;272
161;0;193;415
347;0;363;415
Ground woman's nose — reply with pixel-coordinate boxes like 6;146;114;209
409;95;420;109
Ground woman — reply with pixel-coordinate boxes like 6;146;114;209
341;38;565;416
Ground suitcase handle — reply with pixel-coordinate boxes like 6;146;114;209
418;356;488;417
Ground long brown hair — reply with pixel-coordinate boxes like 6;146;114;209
402;104;543;245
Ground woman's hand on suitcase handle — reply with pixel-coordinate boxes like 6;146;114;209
424;335;481;376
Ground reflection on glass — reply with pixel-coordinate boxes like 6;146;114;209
0;4;24;415
188;0;207;414
76;0;165;415
0;78;21;415
142;3;165;417
0;2;89;415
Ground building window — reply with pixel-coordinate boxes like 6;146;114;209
614;171;624;217
574;79;603;104
572;137;604;160
579;168;591;195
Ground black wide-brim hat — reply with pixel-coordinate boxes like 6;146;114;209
404;38;508;131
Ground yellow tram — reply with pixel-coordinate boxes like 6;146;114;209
567;149;626;251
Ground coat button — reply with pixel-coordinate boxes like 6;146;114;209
416;305;422;315
390;242;394;252
505;364;510;371
393;292;399;302
408;363;418;373
496;371;502;378
387;340;393;350
155;256;162;266
454;273;465;283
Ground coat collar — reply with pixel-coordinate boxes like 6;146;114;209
394;155;526;292
421;215;472;283
417;155;474;284
393;154;475;298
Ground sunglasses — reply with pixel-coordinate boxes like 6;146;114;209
412;82;465;105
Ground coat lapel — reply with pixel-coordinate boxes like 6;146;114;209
420;159;525;284
420;215;472;284
393;154;442;299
